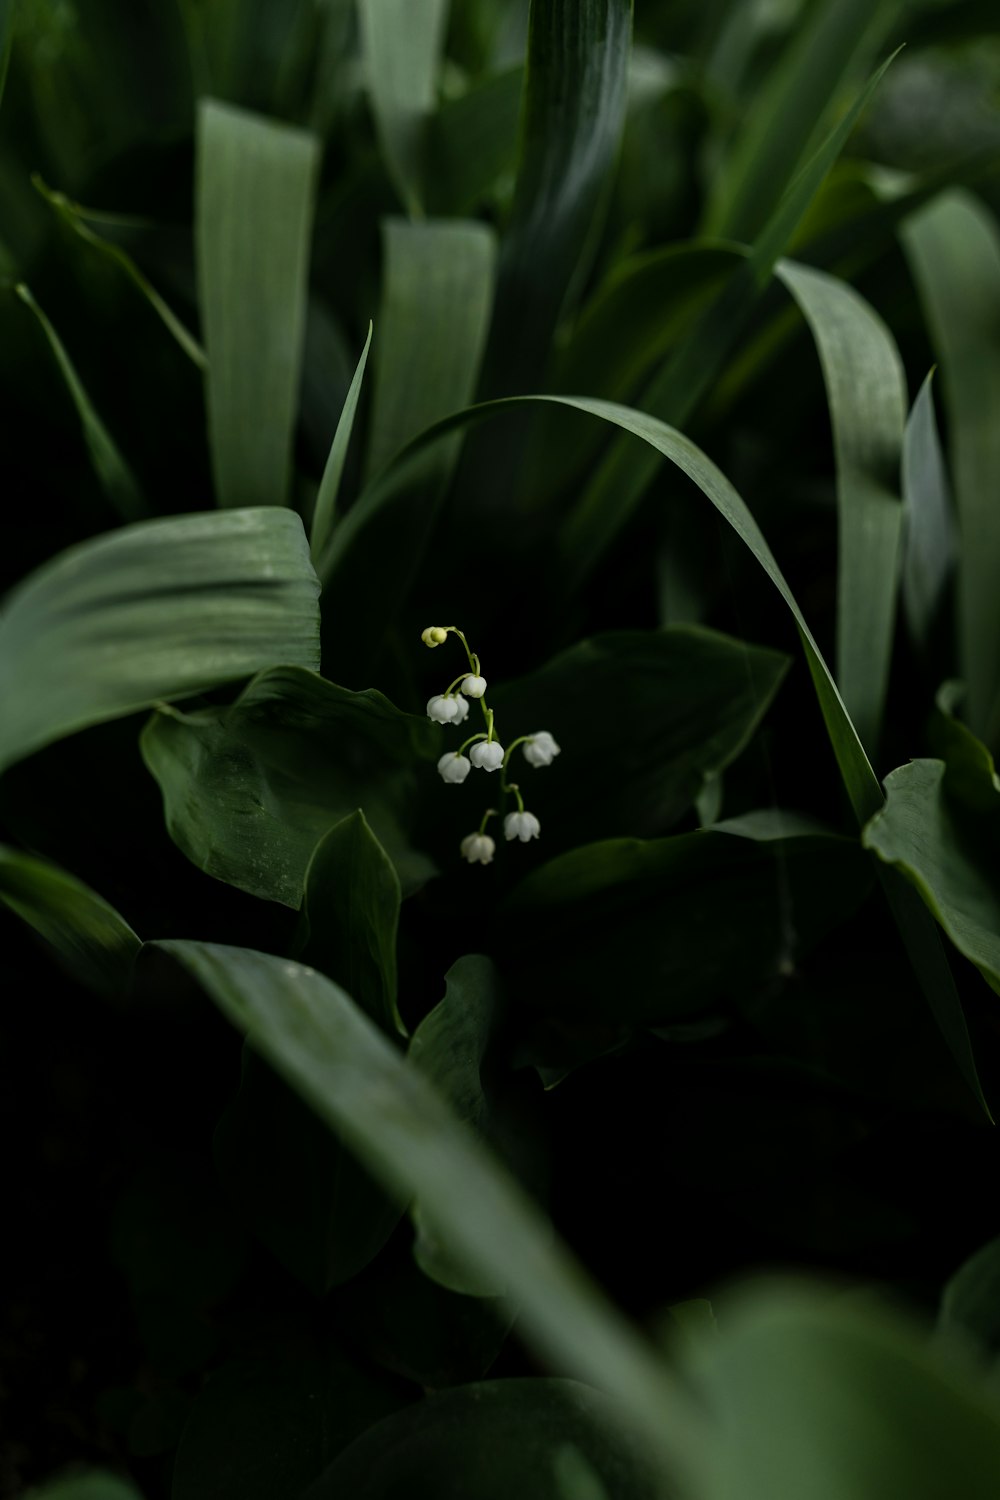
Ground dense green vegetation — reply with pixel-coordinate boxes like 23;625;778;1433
3;1;1000;1496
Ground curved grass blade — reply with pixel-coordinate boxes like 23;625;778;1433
32;176;206;369
0;845;140;998
310;321;372;562
775;259;906;753
902;191;1000;742
358;0;449;217
901;371;955;649
15;284;146;523
0;509;320;774
156;939;708;1492
196;100;320;509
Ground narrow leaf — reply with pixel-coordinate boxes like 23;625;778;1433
901;371;955;648
310;322;372;563
15;284;145;523
196;100;320;509
358;0;449;216
0;509;320;774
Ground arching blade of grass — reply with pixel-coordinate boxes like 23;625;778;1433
14;284;146;523
901;371;955;649
310;322;372;562
902;191;1000;743
157;939;707;1494
196;100;320;509
358;0;449;217
775;259;906;755
0;509;320;774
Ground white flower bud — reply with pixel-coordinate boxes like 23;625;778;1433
470;740;504;772
438;752;471;784
460;833;496;865
427;695;460;724
523;731;561;768
422;626;448;647
461;674;487;697
452;694;470;723
504;810;540;842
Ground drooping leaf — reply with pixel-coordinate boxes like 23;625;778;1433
0;509;320;774
775;258;906;753
299;1379;660;1500
157;940;704;1487
357;0;449;215
902;191;1000;741
140;667;435;908
15;284;145;523
295;810;403;1035
171;1353;406;1500
901;371;955;648
196;99;320;509
939;1236;1000;1361
310;321;372;563
0;845;140;997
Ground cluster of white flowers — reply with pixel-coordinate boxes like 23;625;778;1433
421;625;561;867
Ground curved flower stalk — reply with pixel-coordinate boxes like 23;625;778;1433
422;625;560;866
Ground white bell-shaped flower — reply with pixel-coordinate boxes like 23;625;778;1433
504;810;540;842
460;832;496;865
523;731;560;768
461;674;487;697
427;694;460;724
470;740;504;772
438;752;471;784
452;693;470;723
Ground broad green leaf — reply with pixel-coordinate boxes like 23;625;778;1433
0;509;320;774
196;100;320;509
554;1446;611;1500
940;1236;1000;1360
15;284;145;523
702;0;897;243
172;1353;405;1500
296;811;403;1035
357;0;449;215
0;845;139;997
560;52;898;588
902;371;955;648
310;321;372;563
501;829;870;1026
408;955;502;1294
365;218;495;480
24;1475;143;1500
140;667;435;908
863;757;1000;997
32;176;206;369
157;940;706;1488
477;0;633;398
902;192;1000;741
689;1283;1000;1500
425;65;523;217
928;681;1000;811
299;1379;659;1500
775;259;906;753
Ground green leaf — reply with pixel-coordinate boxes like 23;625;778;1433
0;845;140;997
940;1236;1000;1360
24;1475;144;1500
863;757;1000;998
0;0;15;111
501;829;870;1027
296;810;403;1036
902;371;955;648
156;940;705;1487
172;1353;406;1500
365;218;496;481
196;100;320;509
902;192;1000;741
478;0;633;398
358;0;449;215
425;65;523;217
408;955;502;1295
140;667;435;909
775;259;906;753
310;321;372;563
928;681;1000;811
299;1379;660;1500
32;176;206;369
688;1284;1000;1500
14;284;145;523
0;509;320;775
702;0;897;243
